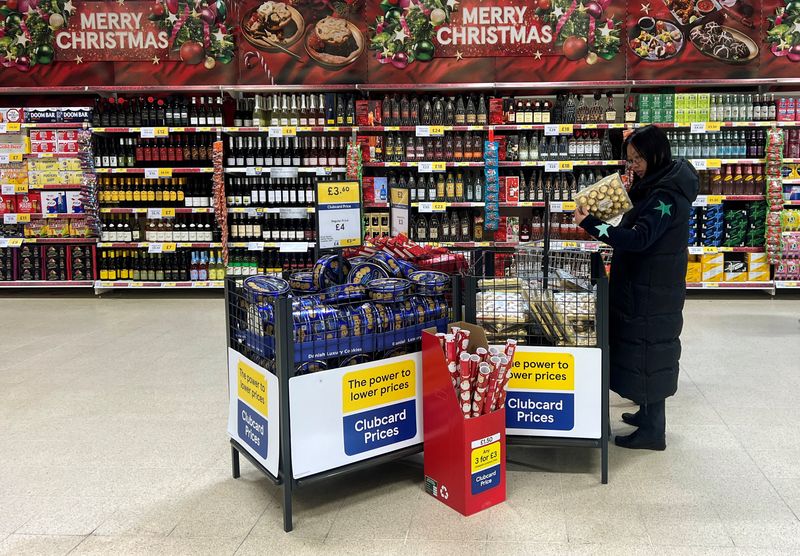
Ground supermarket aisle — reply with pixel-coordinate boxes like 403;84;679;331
1;294;799;555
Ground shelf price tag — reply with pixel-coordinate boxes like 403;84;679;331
702;246;719;254
691;159;708;170
550;201;563;212
147;243;163;253
430;125;445;136
415;125;431;137
161;208;176;217
1;184;14;194
316;180;361;250
0;238;23;247
385;161;401;167
146;208;169;219
559;161;574;171
706;122;721;132
693;195;708;207
688;246;703;255
279;242;309;253
706;195;723;205
0;154;8;164
562;201;576;211
558;124;574;134
158;168;173;178
431;161;446;172
144;167;159;179
140;127;156;138
690;122;707;134
544;124;559;136
707;159;722;169
544;161;560;172
431;202;447;212
418;202;433;213
14;183;28;193
268;126;283;137
282;126;297;137
385;126;400;131
246;167;263;176
418;161;433;173
248;241;265;251
279;207;308;219
162;242;176;252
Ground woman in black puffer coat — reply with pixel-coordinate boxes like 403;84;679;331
575;125;698;451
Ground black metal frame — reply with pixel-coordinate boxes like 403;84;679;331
225;278;431;532
462;250;610;484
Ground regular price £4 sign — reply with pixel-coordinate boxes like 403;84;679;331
316;180;362;250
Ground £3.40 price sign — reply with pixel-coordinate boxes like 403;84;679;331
316;180;362;250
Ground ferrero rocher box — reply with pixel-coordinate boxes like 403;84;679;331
575;173;633;223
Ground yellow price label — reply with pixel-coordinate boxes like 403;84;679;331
707;159;722;169
6;123;21;132
157;168;173;177
172;127;186;132
431;202;447;212
162;282;177;288
706;122;721;132
559;124;574;134
706;195;723;205
471;441;501;474
559;161;574;171
385;161;401;167
154;127;169;137
562;201;577;211
582;123;598;129
281;126;297;136
703;247;719;253
317;181;359;205
16;213;31;223
161;208;176;217
6;238;23;247
162;242;176;252
340;238;360;247
326;126;339;131
14;184;28;193
9;153;23;162
40;152;54;158
431;161;446;172
385;126;400;131
430;125;444;136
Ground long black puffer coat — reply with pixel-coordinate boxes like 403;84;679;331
579;159;699;404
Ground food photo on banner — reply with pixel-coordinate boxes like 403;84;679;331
625;0;762;80
235;0;368;85
762;0;800;76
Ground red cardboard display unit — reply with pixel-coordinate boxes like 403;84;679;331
422;322;506;516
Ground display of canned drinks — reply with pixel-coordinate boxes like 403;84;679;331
408;270;450;296
367;278;412;303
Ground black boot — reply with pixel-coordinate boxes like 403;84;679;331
615;400;666;451
621;404;645;427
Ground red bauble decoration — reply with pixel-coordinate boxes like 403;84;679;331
536;0;551;10
200;7;216;24
179;41;205;65
563;36;588;60
585;1;603;19
391;51;409;69
6;0;19;10
152;2;165;17
166;0;179;14
788;44;800;62
15;55;31;72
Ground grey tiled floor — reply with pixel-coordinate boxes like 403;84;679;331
1;293;799;555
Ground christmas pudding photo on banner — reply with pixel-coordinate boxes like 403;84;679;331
366;0;625;84
625;0;762;80
235;0;367;85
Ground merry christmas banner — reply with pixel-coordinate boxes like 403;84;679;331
0;0;797;87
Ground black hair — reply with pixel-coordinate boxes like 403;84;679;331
624;124;672;177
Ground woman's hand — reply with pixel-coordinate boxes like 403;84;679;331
574;205;590;226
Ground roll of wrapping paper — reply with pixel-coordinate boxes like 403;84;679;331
456;329;470;357
471;363;492;417
469;354;481;387
482;356;502;415
435;332;446;351
491;356;510;412
497;341;517;409
459;352;472;419
445;334;458;388
476;347;488;363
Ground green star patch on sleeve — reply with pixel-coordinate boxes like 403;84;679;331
654;200;672;217
595;223;611;237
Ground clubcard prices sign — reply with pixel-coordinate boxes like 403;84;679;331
289;353;422;479
227;348;279;476
503;346;601;439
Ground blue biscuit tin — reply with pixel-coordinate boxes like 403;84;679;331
243;275;290;305
408;270;449;296
367;278;412;303
320;283;368;305
347;261;389;285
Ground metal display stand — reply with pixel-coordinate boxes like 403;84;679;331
463;248;610;484
225;275;452;532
